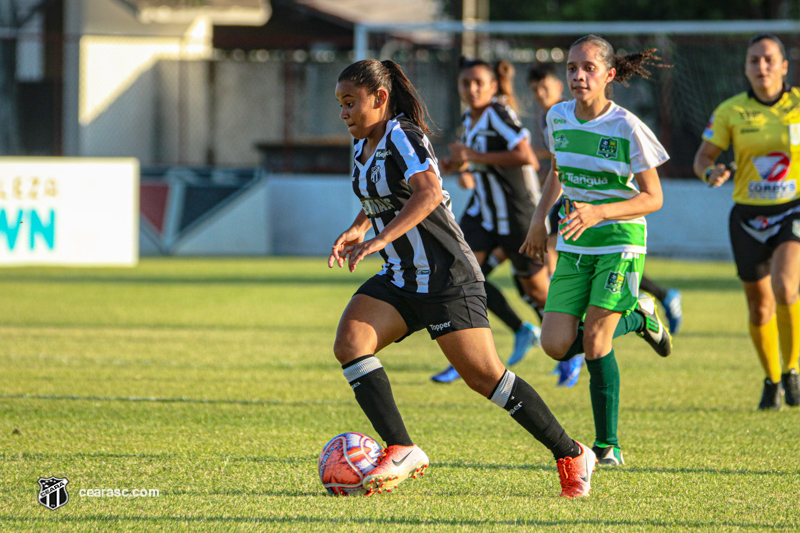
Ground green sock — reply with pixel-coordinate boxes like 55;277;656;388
558;313;643;361
586;350;620;447
616;311;643;336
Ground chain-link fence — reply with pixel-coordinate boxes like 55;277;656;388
3;28;800;176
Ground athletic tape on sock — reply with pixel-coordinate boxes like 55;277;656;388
490;370;516;408
343;356;383;383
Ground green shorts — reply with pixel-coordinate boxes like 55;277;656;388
544;251;645;318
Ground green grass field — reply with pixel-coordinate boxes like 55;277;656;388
1;257;798;531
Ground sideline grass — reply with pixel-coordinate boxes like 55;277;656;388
0;257;798;531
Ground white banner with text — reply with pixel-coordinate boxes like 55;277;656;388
0;158;139;266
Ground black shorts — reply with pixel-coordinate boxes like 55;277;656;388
547;197;565;237
729;198;800;282
460;211;544;277
355;274;490;341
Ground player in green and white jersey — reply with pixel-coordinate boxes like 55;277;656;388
520;35;672;466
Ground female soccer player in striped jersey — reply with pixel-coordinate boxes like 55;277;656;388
331;59;596;497
693;34;800;410
430;59;548;384
520;35;672;466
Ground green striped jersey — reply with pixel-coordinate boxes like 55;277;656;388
547;100;669;255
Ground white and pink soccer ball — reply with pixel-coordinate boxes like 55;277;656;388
318;432;383;496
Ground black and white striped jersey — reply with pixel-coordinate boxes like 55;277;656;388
462;99;541;236
352;115;483;294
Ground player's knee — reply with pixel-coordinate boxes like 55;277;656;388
748;301;775;325
540;331;571;360
771;277;799;306
582;333;611;360
332;335;359;365
461;368;503;397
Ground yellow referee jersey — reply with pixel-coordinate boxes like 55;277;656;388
703;87;800;206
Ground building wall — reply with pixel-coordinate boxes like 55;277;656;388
139;173;734;260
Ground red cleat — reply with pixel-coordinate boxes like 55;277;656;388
557;441;596;498
362;444;429;495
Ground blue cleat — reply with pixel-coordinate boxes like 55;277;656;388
662;289;683;335
557;353;585;387
507;322;541;366
430;365;461;383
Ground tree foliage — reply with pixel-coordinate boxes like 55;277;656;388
443;0;797;20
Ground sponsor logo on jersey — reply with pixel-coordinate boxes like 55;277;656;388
562;172;609;187
748;152;796;200
361;197;394;217
597;137;619;159
790;123;800;146
370;165;382;183
429;321;451;332
554;133;569;149
415;269;431;276
747;181;797;200
702;114;715;140
375;149;392;159
752;151;790;182
554;118;567;124
604;271;625;294
738;109;762;121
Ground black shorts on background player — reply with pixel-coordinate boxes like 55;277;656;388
729;197;800;282
547;197;565;236
460;210;544;277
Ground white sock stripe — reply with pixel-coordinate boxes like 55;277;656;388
343;357;383;383
490;370;516;408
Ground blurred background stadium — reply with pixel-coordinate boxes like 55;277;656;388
0;0;799;263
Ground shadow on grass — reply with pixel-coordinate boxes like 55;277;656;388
0;515;794;529
1;394;767;415
0;394;348;408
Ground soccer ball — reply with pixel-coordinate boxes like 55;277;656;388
318;432;383;496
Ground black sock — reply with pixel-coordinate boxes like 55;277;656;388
488;370;580;460
342;355;412;447
485;281;524;332
481;256;499;277
513;276;544;322
640;276;667;303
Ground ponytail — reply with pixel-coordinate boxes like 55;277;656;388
459;57;520;113
494;60;519;113
569;35;670;96
337;59;432;134
613;49;665;84
380;60;433;134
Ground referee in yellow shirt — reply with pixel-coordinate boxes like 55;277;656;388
694;34;800;410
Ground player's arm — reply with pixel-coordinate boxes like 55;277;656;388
449;138;539;170
520;154;562;261
693;140;731;188
559;167;663;241
329;210;372;268
457;171;476;190
342;167;442;271
534;146;551;161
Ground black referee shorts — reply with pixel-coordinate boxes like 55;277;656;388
729;198;800;282
460;211;545;278
354;274;490;341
